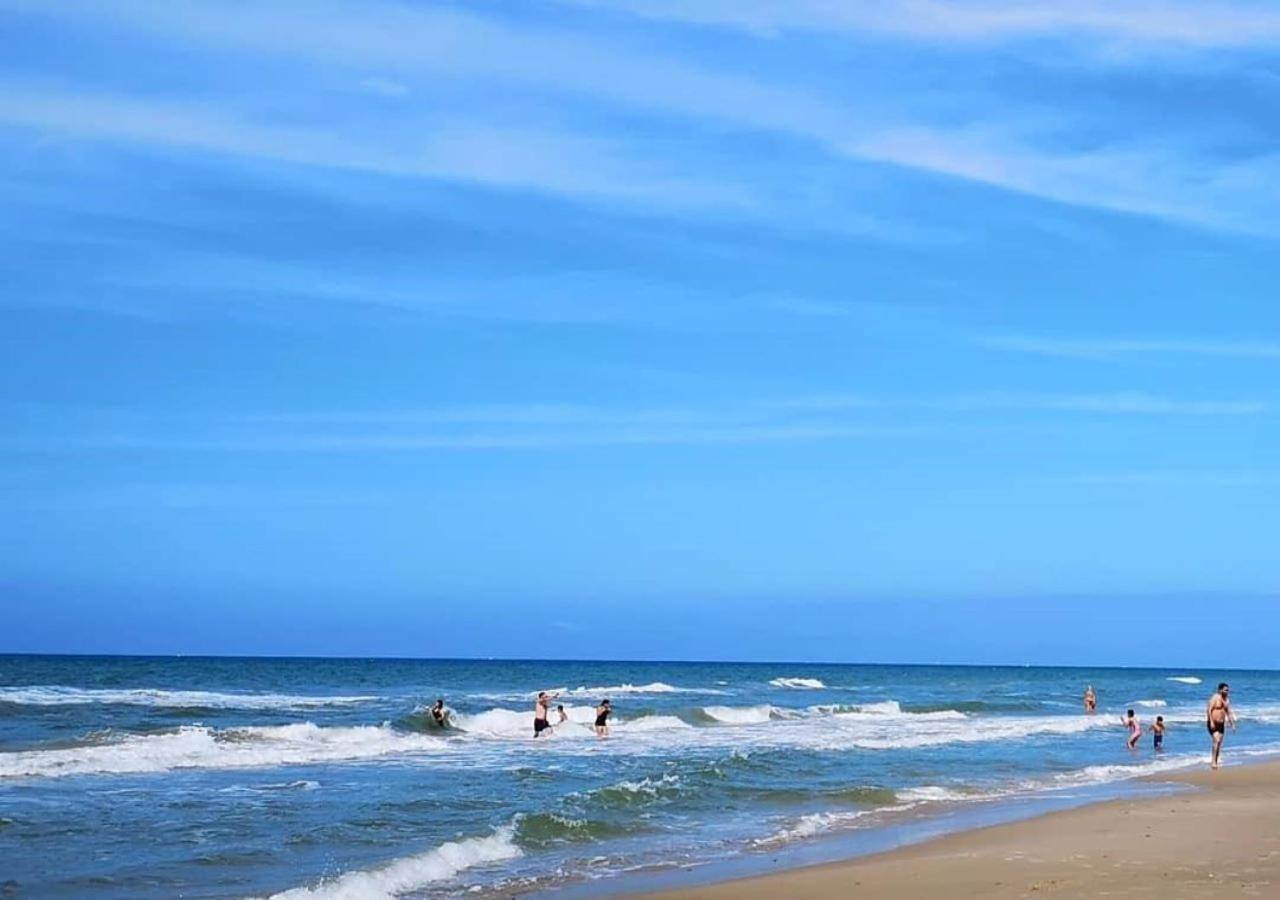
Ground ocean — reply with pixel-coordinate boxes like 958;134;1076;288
2;656;1279;898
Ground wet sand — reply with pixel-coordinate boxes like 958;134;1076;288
642;760;1280;899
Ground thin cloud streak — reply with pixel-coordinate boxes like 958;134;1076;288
565;0;1280;47
2;424;931;454
1066;471;1280;487
0;88;750;211
980;335;1280;360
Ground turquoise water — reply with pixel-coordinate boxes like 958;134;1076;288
2;656;1279;897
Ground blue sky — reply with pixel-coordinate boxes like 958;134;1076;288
2;1;1278;664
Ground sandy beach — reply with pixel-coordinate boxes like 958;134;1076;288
643;760;1280;899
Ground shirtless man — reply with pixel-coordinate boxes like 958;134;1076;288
429;698;448;727
1206;682;1237;769
533;691;558;738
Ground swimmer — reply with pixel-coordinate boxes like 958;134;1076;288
1083;685;1097;714
1123;709;1141;750
1206;683;1237;769
556;704;568;725
534;691;557;738
1151;715;1165;752
429;698;448;727
594;699;612;739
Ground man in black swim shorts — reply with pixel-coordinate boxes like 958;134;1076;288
534;690;556;737
1206;682;1237;769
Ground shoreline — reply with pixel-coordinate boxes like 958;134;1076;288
629;758;1280;899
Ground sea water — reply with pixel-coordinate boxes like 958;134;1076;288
2;656;1279;898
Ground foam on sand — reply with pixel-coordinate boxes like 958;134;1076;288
769;677;826;689
269;826;521;899
0;723;446;779
0;685;377;710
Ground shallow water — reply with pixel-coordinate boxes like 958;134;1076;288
1;656;1277;898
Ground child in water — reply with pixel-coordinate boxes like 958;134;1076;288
1123;709;1141;750
1151;715;1165;752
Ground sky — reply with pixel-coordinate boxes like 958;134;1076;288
2;0;1278;665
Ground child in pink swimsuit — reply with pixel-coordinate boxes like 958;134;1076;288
1123;709;1141;749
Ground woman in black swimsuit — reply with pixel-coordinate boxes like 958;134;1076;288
594;699;611;739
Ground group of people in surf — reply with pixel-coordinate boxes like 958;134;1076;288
1084;681;1238;768
533;691;611;739
424;693;613;739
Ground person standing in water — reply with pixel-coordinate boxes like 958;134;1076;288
1206;682;1237;769
594;699;612;739
556;704;569;725
429;698;448;727
1123;709;1141;750
534;691;558;738
1151;715;1165;752
1083;686;1097;714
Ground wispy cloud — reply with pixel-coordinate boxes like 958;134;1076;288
8;0;1278;233
980;335;1280;360
357;77;409;98
3;424;929;454
0;87;749;211
6;388;1265;456
1066;470;1280;487
565;0;1280;48
949;392;1267;415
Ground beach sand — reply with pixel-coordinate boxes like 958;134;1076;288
642;760;1280;899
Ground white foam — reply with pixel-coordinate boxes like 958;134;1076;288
564;682;725;696
452;707;688;740
0;685;378;709
754;810;873;845
702;705;775;725
269;826;521;899
769;677;826;689
1167;676;1203;685
0;723;446;779
897;785;975;803
1135;699;1167;708
609;772;681;796
618;715;691;733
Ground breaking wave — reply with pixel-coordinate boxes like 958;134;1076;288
701;705;777;725
269;826;521;899
0;723;446;779
769;677;826;689
1167;676;1203;685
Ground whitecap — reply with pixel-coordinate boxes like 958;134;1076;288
768;677;825;689
1167;676;1203;685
